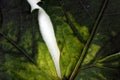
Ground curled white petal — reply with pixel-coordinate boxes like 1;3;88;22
27;0;41;12
38;7;61;78
27;0;61;78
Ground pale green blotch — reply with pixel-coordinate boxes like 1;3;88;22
93;70;107;80
5;22;18;41
4;53;52;80
36;42;60;79
83;44;101;65
90;78;98;80
67;12;90;41
111;62;119;67
56;22;84;78
111;31;117;36
0;22;18;51
19;30;32;54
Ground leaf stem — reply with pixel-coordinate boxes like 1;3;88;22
69;0;109;79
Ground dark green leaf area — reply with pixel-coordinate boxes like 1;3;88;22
75;66;120;80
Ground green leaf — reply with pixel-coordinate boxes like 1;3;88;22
0;0;120;80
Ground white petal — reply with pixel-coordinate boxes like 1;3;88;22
38;7;61;78
27;0;41;12
27;0;61;78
